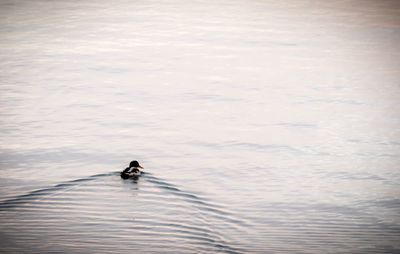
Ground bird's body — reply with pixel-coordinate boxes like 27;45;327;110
121;161;143;179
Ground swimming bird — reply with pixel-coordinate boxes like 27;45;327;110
121;160;143;179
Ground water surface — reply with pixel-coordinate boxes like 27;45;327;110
1;0;400;253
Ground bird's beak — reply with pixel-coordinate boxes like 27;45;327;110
138;165;143;169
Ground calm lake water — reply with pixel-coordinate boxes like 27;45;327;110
1;0;400;253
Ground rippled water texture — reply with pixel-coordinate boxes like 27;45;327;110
1;0;400;253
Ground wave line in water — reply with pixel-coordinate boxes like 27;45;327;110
0;172;118;209
142;173;251;228
0;171;248;253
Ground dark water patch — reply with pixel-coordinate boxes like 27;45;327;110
224;141;304;154
365;198;400;210
0;148;127;168
182;92;242;103
322;171;387;181
188;141;304;155
294;96;365;105
274;122;318;129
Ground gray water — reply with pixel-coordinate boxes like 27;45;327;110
1;0;400;253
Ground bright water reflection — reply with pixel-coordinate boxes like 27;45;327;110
1;0;400;253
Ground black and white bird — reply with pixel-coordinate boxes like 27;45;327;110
121;160;143;179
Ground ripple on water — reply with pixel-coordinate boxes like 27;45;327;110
1;173;399;253
0;172;247;254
